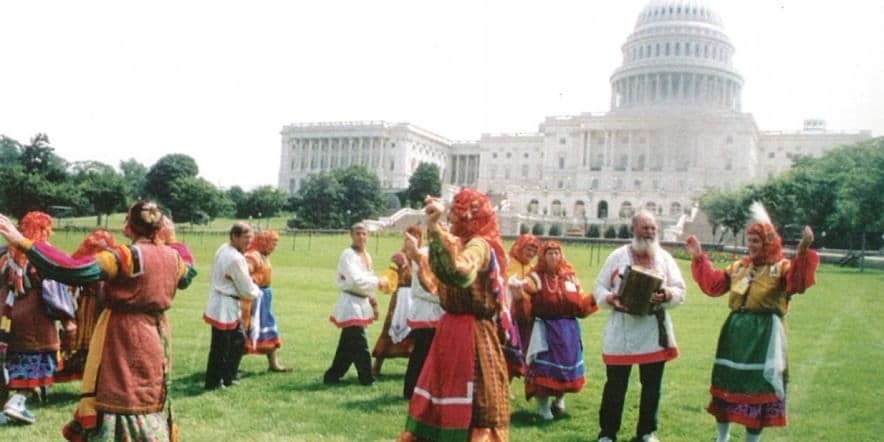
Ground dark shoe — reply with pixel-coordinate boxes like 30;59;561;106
323;375;340;385
224;380;240;387
359;376;375;386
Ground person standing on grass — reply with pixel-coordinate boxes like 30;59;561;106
594;210;686;442
397;225;442;400
686;221;818;442
0;211;74;425
504;233;540;381
324;222;388;386
399;190;510;441
204;222;262;390
371;226;421;378
520;240;598;421
0;202;196;440
241;229;292;372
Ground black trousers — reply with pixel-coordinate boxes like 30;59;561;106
205;324;246;389
403;328;435;399
598;361;666;440
324;326;373;385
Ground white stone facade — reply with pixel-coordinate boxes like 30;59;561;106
277;0;871;233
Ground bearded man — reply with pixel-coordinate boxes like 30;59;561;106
593;210;686;442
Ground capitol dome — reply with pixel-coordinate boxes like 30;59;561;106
610;0;743;112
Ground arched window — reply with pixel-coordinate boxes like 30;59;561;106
527;199;539;215
670;202;682;217
619;201;635;220
598;201;609;219
645;201;657;214
574;201;586;218
551;200;563;217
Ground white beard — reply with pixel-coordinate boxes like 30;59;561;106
631;236;659;260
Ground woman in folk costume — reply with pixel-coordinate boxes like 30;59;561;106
521;240;597;420
399;190;510;442
503;234;539;380
0;201;196;441
0;211;75;424
240;229;292;372
372;227;422;377
686;206;818;442
54;230;116;384
399;226;443;400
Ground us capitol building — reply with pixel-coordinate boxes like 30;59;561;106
277;0;869;233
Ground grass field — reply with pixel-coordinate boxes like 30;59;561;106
2;231;882;441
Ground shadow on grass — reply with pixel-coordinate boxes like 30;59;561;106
37;390;81;408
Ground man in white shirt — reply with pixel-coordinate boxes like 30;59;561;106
203;222;262;390
594;211;686;442
323;222;388;386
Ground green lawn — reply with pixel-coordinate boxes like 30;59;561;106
2;232;881;441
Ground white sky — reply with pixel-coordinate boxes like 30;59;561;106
2;0;882;190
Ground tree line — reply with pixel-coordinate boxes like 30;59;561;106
0;133;443;229
700;137;884;250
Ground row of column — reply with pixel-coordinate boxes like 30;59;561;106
287;137;388;172
579;129;682;173
449;154;479;186
611;73;741;110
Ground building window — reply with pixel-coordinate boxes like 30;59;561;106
557;180;564;189
523;152;529;158
527;199;539;214
726;135;734;144
506;152;512;158
504;167;511;180
768;152;775;159
559;156;566;169
619;201;634;219
559;137;567;145
492;153;498;159
591;178;599;190
670;202;682;216
598;201;608;219
551;200;563;216
521;164;529;177
634;179;642;189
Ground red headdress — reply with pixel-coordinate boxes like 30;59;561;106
449;188;506;275
72;229;117;259
10;211;53;268
509;234;540;266
248;229;280;255
533;240;576;277
745;222;784;265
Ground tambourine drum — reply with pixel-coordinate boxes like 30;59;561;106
617;265;664;315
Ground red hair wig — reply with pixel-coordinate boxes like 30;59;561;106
72;229;117;259
509;234;540;266
449;188;506;274
248;229;280;254
745;222;784;265
532;240;576;277
11;211;54;267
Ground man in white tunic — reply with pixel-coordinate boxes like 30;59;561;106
594;211;686;442
323;223;388;386
204;222;262;390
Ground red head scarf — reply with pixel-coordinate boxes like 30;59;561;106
745;222;784;265
72;229;117;259
449;188;506;275
533;240;576;277
11;211;53;267
248;229;280;255
509;234;540;266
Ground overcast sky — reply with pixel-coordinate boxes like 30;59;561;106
2;0;882;190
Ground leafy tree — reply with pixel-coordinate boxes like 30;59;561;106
295;172;345;228
586;224;601;238
70;161;129;226
0;165;83;218
239;186;288;219
699;189;751;245
120;158;149;200
406;162;442;207
227;186;248;217
166;176;230;224
21;133;68;182
145;154;199;204
519;223;530;235
532;223;545;235
617;224;631;239
333;165;385;227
